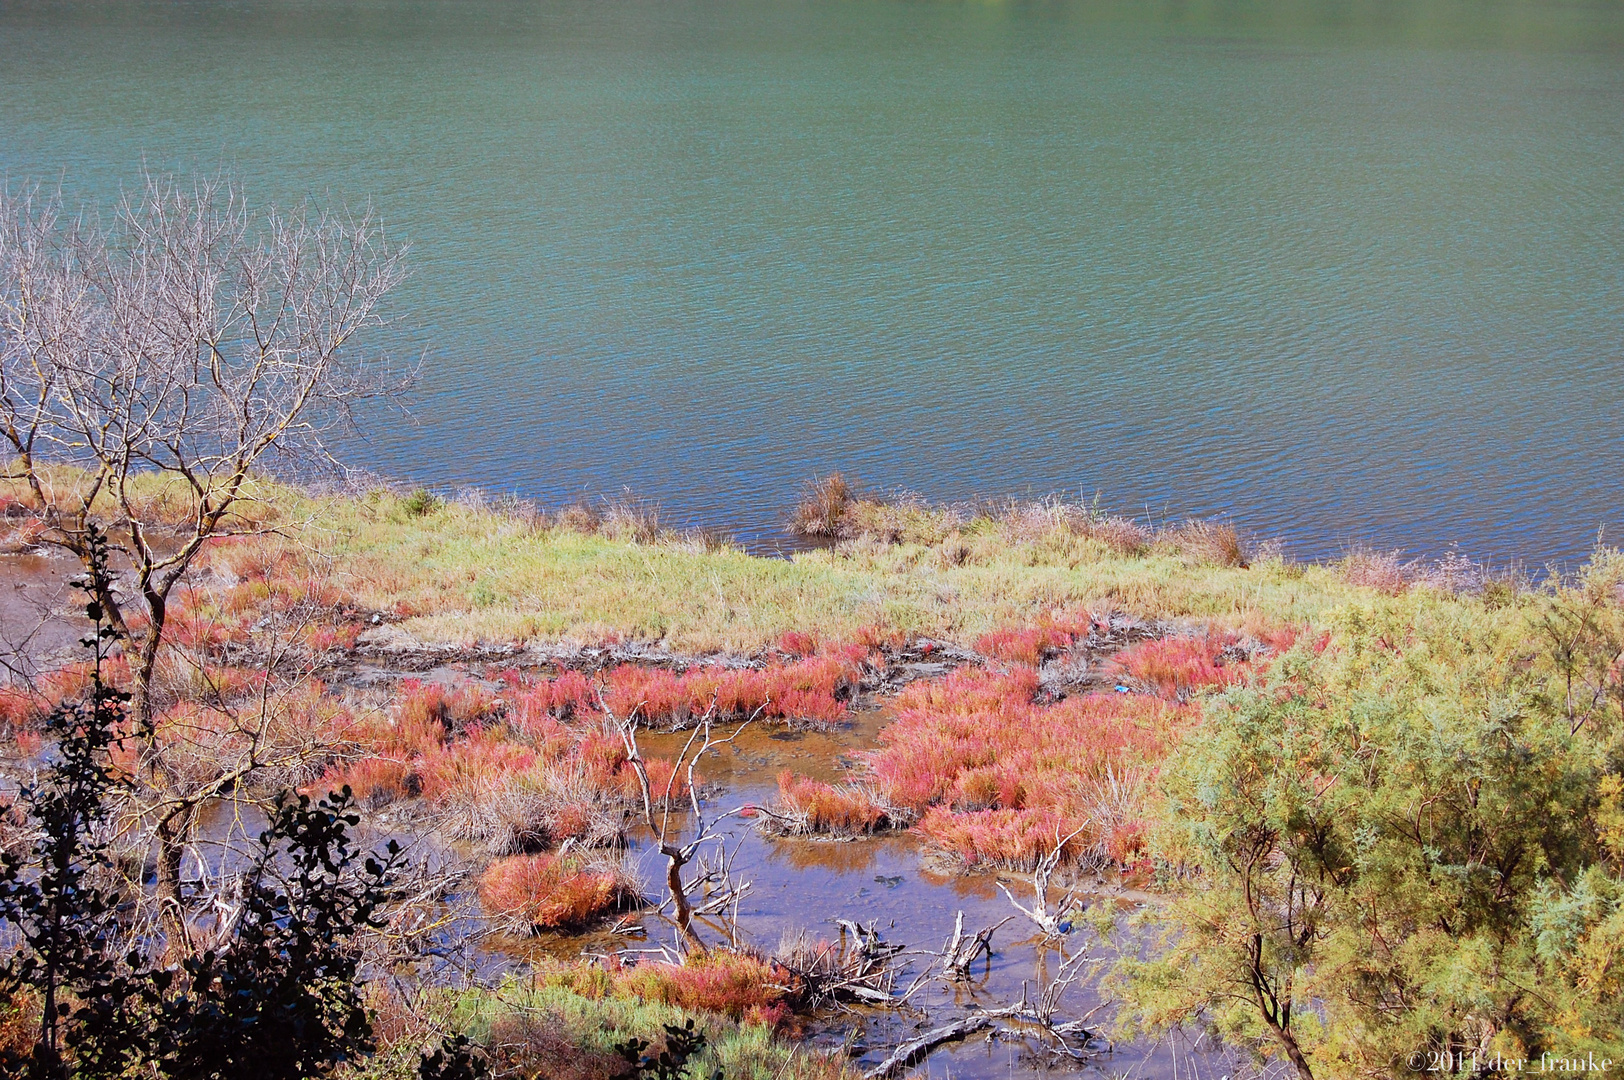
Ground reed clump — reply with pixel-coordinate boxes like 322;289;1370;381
791;473;855;537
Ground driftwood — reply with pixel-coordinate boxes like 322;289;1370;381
996;822;1087;938
604;692;763;953
861;1016;993;1079
940;910;1014;982
778;919;908;1008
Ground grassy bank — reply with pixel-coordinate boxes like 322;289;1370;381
182;480;1399;654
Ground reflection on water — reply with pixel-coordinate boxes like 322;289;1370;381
2;0;1622;566
498;710;1234;1080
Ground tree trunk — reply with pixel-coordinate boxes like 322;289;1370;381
1249;934;1314;1080
663;846;705;954
131;588;166;732
154;810;191;954
1268;1019;1315;1080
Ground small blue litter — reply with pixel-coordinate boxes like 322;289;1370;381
1114;685;1130;693
1057;920;1073;934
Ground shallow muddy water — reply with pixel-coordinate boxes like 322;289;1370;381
0;550;92;677
513;719;1245;1080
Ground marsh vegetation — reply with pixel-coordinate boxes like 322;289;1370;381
0;471;1617;1079
1;171;1620;1080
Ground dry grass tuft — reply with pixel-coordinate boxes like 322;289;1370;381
792;473;854;537
600;489;665;544
1162;518;1249;568
0;989;38;1061
554;498;602;533
482;1011;629;1080
1340;548;1412;595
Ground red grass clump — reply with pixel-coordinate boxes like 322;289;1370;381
866;666;1185;867
501;668;598;730
862;624;1310;868
397;679;502;733
1106;625;1304;701
304;622;364;652
918;806;1082;870
619;756;694;807
615;951;792;1029
414;726;538;806
308;650;871;835
592;652;861;728
0;687;37;739
773;772;888;836
974;612;1100;665
778;630;817;657
478;853;637;931
1107;636;1243;700
325;756;412;805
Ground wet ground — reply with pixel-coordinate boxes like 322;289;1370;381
0;550;1253;1079
506;720;1255;1080
0;551;88;681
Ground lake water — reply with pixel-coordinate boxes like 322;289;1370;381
2;0;1622;565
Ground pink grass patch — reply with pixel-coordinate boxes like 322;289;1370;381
778;630;817;657
320;756;412;805
414;726;537;806
917;806;1087;871
1107;636;1240;699
1106;624;1306;701
867;665;1186;867
774;772;888;835
478;853;637;932
397;679;502;733
620;756;694;806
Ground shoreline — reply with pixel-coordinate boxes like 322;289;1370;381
321;469;1575;572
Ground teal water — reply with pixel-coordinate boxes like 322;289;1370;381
1;0;1621;564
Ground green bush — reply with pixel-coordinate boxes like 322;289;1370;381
1114;586;1624;1078
401;489;443;518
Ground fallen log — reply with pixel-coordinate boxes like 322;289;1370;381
862;1016;993;1079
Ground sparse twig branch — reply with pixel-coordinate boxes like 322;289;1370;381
995;822;1087;939
601;687;764;953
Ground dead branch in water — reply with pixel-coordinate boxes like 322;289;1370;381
939;909;1014;982
861;1016;993;1079
775;918;908;1008
995;821;1087;939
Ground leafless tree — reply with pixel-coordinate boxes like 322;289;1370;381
602;691;758;953
0;167;409;932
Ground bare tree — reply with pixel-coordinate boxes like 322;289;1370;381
603;692;758;953
0;167;408;932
